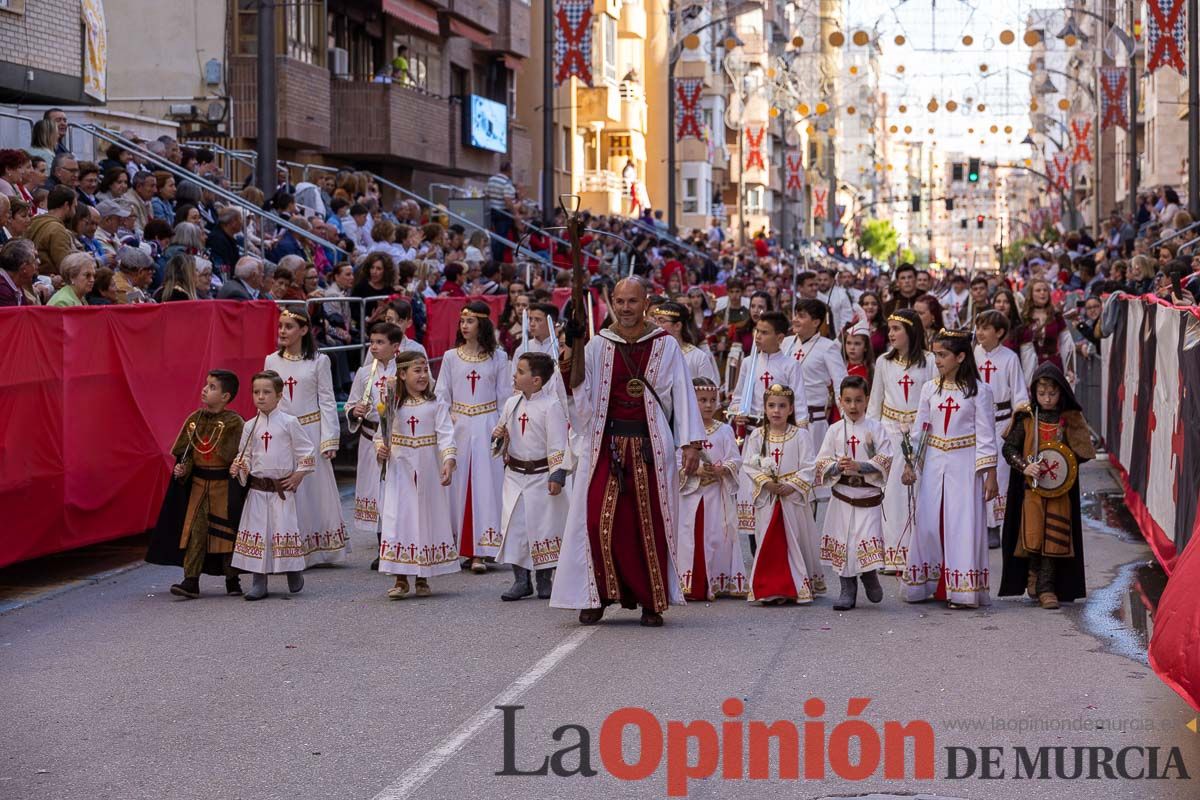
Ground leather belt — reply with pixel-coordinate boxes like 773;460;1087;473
832;487;882;508
507;457;550;475
248;475;288;499
837;475;867;488
808;405;827;422
606;418;650;438
994;400;1012;422
358;419;378;440
192;466;229;480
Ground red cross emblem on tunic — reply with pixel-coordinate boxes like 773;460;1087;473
759;370;774;390
702;440;714;450
283;376;297;401
979;360;997;383
793;348;805;361
260;430;272;452
744;126;766;170
1038;459;1060;480
407;416;419;436
466;370;481;395
519;413;529;435
771;447;782;466
847;435;860;459
938;396;961;433
898;374;914;403
374;375;388;393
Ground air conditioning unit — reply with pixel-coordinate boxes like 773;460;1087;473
329;47;350;79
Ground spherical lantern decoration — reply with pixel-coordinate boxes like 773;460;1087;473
968;127;975;133
990;124;999;133
1000;29;1016;45
927;127;935;134
849;65;859;75
1057;98;1070;110
792;36;804;48
1024;158;1033;167
977;103;986;112
846;105;857;115
683;34;701;50
807;124;817;134
829;31;845;47
904;125;912;134
927;98;939;112
852;30;870;46
1064;34;1078;47
769;107;780;118
894;34;906;46
1024;30;1041;46
798;103;810;116
889;124;898;133
1030;100;1039;112
897;65;906;74
816;101;829;115
979;63;989;73
962;35;974;46
767;67;777;78
1003;124;1013;134
946;100;959;112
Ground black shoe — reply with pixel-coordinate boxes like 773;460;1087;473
833;576;858;611
286;571;305;594
170;577;200;599
501;566;534;601
987;527;1001;549
369;556;380;571
860;570;883;603
244;574;268;601
225;576;243;596
639;610;664;627
578;607;605;625
535;568;554;600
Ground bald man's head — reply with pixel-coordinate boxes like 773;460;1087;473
611;277;650;330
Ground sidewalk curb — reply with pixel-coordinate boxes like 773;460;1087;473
0;561;147;616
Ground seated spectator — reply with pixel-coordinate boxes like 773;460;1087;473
154;253;199;302
88;266;119;305
0;238;41;306
164;221;206;263
27;118;59;166
194;257;215;299
73;204;104;261
0;149;33;200
207;207;243;273
46;153;78;191
173;203;202;228
0;193;9;244
124;171;156;233
351;251;394;299
5;199;32;241
112;245;155;303
270;266;297;300
76;161;100;207
94;199;134;263
439;261;467;297
216;256;265;301
27;185;80;275
151;171;176;226
342;203;372;250
97;167;129;204
98;143;131;177
301;263;322;298
47;252;97;307
266;222;305;263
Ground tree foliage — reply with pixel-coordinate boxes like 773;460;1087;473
858;218;900;261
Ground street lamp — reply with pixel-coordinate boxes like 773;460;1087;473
666;1;763;236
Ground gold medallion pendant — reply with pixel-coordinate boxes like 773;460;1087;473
626;378;646;398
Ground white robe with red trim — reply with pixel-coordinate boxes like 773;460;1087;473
815;417;893;577
676;421;746;599
549;328;706;610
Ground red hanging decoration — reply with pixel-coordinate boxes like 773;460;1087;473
744;126;765;170
1145;0;1187;74
785;154;804;195
813;187;827;217
674;78;704;141
553;0;593;87
1098;67;1129;130
1069;117;1093;163
1050;152;1072;190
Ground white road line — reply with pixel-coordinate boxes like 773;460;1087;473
369;626;597;800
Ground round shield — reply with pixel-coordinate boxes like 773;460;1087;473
1029;440;1078;498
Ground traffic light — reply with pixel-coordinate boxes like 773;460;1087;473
968;158;981;182
960;218;968;229
952;163;964;182
910;194;921;212
976;214;985;229
945;197;955;211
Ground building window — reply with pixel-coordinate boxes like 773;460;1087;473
283;0;324;65
393;34;442;94
598;14;617;84
746;187;764;214
683;177;698;213
561;125;571;172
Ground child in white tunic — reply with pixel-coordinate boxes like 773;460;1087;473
739;384;820;604
435;303;509;573
231;371;315;600
677;378;746;600
653;302;720;384
376;351;458;598
494;352;569;601
730;311;809;439
347;323;400;548
816;376;893;610
866;309;937;574
973;310;1029;548
265;308;349;564
901;328;1000;609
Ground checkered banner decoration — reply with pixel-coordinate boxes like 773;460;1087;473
1069;117;1093;163
1098;67;1129;131
1049;152;1072;190
785;153;805;195
1146;0;1187;74
554;0;593;87
813;187;827;218
675;78;704;141
744;126;766;170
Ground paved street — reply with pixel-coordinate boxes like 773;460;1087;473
2;461;1196;800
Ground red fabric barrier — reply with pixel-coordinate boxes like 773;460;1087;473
0;301;279;568
424;290;608;361
1150;535;1200;712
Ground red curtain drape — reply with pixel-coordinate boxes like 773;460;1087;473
0;301;279;568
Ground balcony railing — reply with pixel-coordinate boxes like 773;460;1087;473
581;170;623;193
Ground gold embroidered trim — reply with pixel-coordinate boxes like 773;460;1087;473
297;411;320;425
279;351;305;362
928;433;976;451
390;433;437;448
976;455;997;469
548;451;564;469
767;427;797;443
455;347;491;363
440;447;458;460
881;404;917;422
450;400;498;416
704;420;722;435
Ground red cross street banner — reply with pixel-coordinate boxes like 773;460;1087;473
1069;117;1092;163
553;0;593;87
813;187;827;218
744;126;766;171
1050;152;1072;190
675;78;704;141
785;154;804;195
1098;67;1129;131
1145;0;1187;74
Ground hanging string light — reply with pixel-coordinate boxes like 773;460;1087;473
927;97;939;112
829;31;845;47
1000;29;1016;45
897;65;906;74
792;36;804;48
946;100;959;112
962;35;974;46
894;34;906;45
898;104;907;113
797;103;810;115
852;30;870;46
